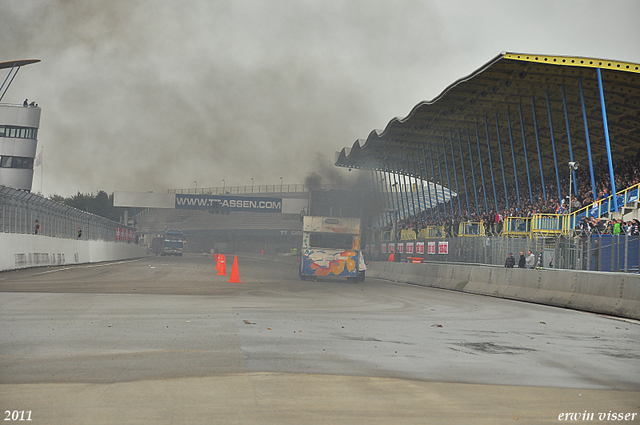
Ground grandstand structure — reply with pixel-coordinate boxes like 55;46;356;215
336;52;640;232
335;52;640;272
0;59;42;192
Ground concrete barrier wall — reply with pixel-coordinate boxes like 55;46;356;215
0;233;148;271
367;261;640;320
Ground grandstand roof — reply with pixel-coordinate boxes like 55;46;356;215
0;59;41;70
335;52;640;197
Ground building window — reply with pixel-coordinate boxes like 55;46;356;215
0;126;37;140
0;156;34;169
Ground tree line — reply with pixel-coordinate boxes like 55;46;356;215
49;191;125;222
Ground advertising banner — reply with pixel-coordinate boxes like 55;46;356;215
438;241;449;254
427;241;436;255
398;243;404;254
406;242;414;254
416;241;424;254
381;243;387;254
175;194;282;213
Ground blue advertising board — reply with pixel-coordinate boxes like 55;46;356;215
175;194;283;213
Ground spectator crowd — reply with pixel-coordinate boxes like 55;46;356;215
380;150;640;238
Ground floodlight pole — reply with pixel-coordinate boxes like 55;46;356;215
568;166;573;215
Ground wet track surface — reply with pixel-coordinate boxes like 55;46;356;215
0;254;638;424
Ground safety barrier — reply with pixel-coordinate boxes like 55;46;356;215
365;261;640;320
502;217;531;237
400;229;417;240
419;226;445;239
378;230;393;241
458;221;485;237
531;214;564;235
568;182;640;229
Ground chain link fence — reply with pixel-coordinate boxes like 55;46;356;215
0;185;136;242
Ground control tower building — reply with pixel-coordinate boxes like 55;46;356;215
0;59;41;192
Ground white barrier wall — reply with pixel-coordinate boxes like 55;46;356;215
0;233;148;271
367;261;640;320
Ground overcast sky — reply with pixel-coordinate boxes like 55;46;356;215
2;0;639;197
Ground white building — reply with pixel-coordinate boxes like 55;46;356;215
0;59;41;192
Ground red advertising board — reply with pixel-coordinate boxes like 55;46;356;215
406;242;414;254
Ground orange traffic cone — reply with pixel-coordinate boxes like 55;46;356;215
217;254;227;276
228;256;241;283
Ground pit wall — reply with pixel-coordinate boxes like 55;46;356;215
367;261;640;320
0;233;148;271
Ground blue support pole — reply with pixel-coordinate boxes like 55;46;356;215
506;110;521;206
449;131;463;216
578;77;598;205
518;104;534;204
391;164;403;222
466;129;480;216
596;68;618;212
561;85;578;196
457;131;471;216
377;169;390;226
531;96;547;201
386;167;398;218
441;137;453;217
396;157;407;222
411;154;422;218
372;170;382;227
475;123;489;214
494;114;509;210
383;168;393;217
546;91;562;204
422;143;435;221
435;142;451;218
416;147;430;223
378;169;391;227
484;116;499;212
405;154;418;220
428;143;442;223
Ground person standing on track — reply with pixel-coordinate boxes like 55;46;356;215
504;252;515;268
525;250;536;269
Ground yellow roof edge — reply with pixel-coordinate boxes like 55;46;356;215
503;52;640;74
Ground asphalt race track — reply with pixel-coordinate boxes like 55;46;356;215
0;254;638;424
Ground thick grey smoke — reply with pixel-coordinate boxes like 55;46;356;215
0;0;442;196
2;1;639;197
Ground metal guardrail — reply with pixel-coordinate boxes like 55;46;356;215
458;221;485;237
568;182;640;228
400;229;416;240
502;217;531;237
0;185;136;242
531;214;565;235
169;184;308;195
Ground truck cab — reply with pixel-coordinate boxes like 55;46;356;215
300;216;366;282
